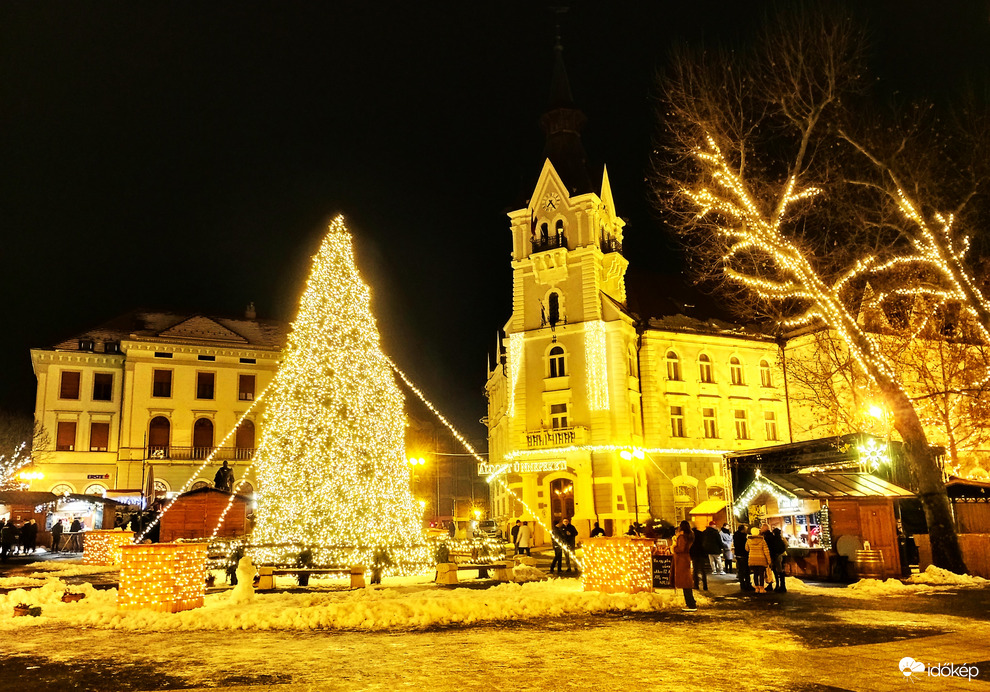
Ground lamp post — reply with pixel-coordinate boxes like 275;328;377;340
620;448;645;528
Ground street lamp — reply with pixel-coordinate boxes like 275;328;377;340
620;448;646;528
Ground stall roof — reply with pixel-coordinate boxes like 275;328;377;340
763;473;914;499
0;491;125;507
689;499;727;515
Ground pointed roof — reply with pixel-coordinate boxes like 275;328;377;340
538;32;592;196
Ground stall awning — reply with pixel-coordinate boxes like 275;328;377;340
762;473;914;499
689;499;727;516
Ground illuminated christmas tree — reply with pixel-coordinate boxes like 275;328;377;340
252;215;426;570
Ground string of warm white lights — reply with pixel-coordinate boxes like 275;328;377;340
135;389;268;543
251;215;427;572
584;321;609;411
504;444;729;462
209;461;258;540
507;333;524;419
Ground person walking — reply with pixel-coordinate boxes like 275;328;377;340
559;518;578;572
767;527;788;593
702;521;724;574
51;519;64;553
690;525;710;591
734;524;753;591
720;523;734;573
746;527;773;593
516;521;532;556
510;520;521;555
674;520;698;612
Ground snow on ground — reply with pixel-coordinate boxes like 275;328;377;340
24;561;118;579
0;575;701;632
905;564;987;586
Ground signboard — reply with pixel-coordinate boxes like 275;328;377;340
87;474;111;480
478;460;568;476
652;553;673;588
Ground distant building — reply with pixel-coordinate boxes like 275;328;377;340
28;307;283;500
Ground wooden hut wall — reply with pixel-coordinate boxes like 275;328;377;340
829;498;901;575
953;502;990;533
160;494;247;542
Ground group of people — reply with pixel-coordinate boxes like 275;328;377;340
0;516;86;559
673;520;789;611
509;518;582;575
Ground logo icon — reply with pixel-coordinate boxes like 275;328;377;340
900;657;925;680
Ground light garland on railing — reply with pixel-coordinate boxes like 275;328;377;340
504;445;729;462
135;389;268;543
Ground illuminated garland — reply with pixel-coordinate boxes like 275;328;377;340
732;477;797;518
504;445;729;462
585;321;609;411
0;442;31;491
250;216;427;572
507;333;524;419
818;504;832;550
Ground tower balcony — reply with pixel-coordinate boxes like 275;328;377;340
600;237;623;254
526;426;588;450
531;232;568;254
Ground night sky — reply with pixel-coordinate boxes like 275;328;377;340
3;2;989;445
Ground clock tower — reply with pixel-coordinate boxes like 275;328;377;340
485;35;644;543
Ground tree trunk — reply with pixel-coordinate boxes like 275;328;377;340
883;383;967;574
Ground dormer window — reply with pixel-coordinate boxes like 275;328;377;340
104;341;121;354
78;338;95;351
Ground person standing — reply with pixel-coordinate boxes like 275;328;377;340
68;517;83;552
51;519;64;553
510;520;521;555
559;518;578;572
702;521;724;574
734;524;753;591
720;523;734;573
767;528;788;593
516;521;532;556
0;521;15;561
590;521;605;537
690;526;710;591
674;520;698;612
746;527;773;593
24;519;38;554
549;521;565;574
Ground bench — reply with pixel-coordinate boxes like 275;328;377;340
435;561;509;584
257;565;366;589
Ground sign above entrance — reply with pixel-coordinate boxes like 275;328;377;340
478;460;568;476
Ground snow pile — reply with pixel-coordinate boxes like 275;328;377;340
905;565;987;586
0;578;690;632
847;577;920;596
26;561;118;578
0;576;48;589
512;564;546;582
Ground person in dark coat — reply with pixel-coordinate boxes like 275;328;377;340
734;524;753;590
549;521;565;575
68;517;83;552
510;520;521;554
590;521;605;537
559;518;578;572
674;520;697;611
690;526;710;590
767;528;788;593
702;521;725;574
23;519;38;553
214;461;234;493
0;521;16;561
51;519;64;553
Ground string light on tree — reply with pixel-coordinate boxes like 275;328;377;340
251;216;428;572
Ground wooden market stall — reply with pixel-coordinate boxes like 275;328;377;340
158;486;251;542
733;472;914;579
0;490;122;551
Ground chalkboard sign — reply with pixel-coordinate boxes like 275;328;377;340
652;554;673;588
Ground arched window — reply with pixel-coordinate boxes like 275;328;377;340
238;480;254;496
235;420;256;460
548;346;566;378
50;483;73;496
540;222;549;244
666;351;681;381
554;219;565;247
730;357;744;385
84;484;106;496
192;418;214;460
191;480;210;491
148;416;170;458
699;354;714;383
760;360;773;387
548;292;560;327
153;479;170;497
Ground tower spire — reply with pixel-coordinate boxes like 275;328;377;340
540;8;592;195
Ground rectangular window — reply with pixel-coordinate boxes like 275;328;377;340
198;354;216;362
702;408;717;439
56;421;76;451
90;422;110;451
196;372;215;400
238;374;256;401
240;357;256;364
734;409;749;440
92;373;113;401
550;403;568;429
670;406;685;438
154;352;173;359
152;369;172;398
59;371;81;400
765;411;779;441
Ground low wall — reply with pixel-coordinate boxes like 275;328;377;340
914;534;990;578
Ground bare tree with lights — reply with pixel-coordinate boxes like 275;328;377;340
653;8;985;572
